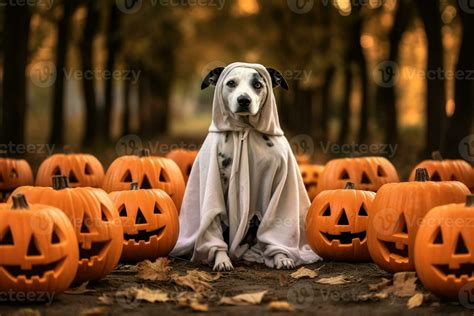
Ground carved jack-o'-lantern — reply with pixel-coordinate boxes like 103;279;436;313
306;182;375;261
299;164;324;201
166;149;198;183
316;157;399;194
0;194;78;297
368;168;470;273
109;183;179;262
409;151;474;193
415;195;474;299
103;149;185;211
36;151;104;188
11;176;123;285
0;153;34;202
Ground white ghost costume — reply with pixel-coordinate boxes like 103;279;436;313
170;62;321;268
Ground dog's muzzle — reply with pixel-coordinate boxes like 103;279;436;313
236;95;251;113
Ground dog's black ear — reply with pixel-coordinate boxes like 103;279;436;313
201;67;225;90
266;67;289;90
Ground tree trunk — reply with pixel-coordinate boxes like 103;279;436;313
354;17;370;144
1;5;30;153
80;0;100;148
320;65;335;142
442;10;474;158
338;65;352;144
415;0;445;156
49;0;76;146
122;76;132;136
102;4;121;141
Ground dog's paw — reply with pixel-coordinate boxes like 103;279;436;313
213;251;234;272
274;253;295;270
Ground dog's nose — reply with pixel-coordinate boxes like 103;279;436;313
237;95;251;108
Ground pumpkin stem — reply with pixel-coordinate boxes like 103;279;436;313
52;175;70;190
139;148;150;157
415;168;430;182
12;194;29;209
466;195;474;207
431;151;443;161
130;182;139;190
63;145;73;154
344;182;356;190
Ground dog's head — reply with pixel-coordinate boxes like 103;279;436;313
201;66;288;116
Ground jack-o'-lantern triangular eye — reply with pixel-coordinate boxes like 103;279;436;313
81;214;91;233
27;236;41;256
0;227;14;245
69;170;79;183
154;203;161;214
122;170;132;182
84;163;93;175
377;165;387;177
361;172;371;184
432;227;443;244
455;234;469;254
358;205;368;216
119;205;127;217
450;174;457;181
321;205;331;216
10;168;18;178
51;226;61;244
337;209;349;225
101;206;109;222
302;172;307;178
141;175;152;189
395;213;408;234
159;169;167;182
135;208;148;224
339;170;350;180
53;166;61;176
431;171;441;181
0;173;4;183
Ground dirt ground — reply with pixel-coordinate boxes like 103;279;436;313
0;259;471;316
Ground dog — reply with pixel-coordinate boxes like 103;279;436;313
171;63;320;271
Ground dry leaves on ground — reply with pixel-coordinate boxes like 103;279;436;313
12;309;41;316
171;270;221;293
359;272;419;301
176;292;209;312
65;282;96;295
290;267;318;279
368;278;391;291
78;307;110;316
407;293;424;309
116;286;169;304
316;275;355;285
137;258;172;281
267;301;294;312
220;290;268;306
97;294;114;305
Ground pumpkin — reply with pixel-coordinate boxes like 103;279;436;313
0;194;78;297
166;149;198;183
316;157;399;194
0;152;34;202
36;150;104;188
11;176;123;285
414;195;474;299
299;164;324;201
103;149;185;211
109;183;179;263
306;182;375;261
367;168;470;273
408;151;474;192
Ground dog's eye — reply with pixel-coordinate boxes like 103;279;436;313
226;80;236;88
253;82;263;89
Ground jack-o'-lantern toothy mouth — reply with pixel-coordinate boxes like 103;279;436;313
304;182;318;191
79;240;111;261
124;226;165;242
434;263;474;279
380;240;409;258
321;231;366;244
1;258;65;280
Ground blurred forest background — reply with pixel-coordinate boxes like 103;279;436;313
0;0;473;172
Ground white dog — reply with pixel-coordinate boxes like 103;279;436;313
171;62;320;271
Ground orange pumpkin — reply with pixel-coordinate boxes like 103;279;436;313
103;149;185;211
0;153;34;202
0;194;78;298
316;157;399;193
415;195;474;299
166;149;198;183
36;151;104;188
11;176;123;285
408;151;474;192
367;168;470;273
306;182;375;261
109;183;179;263
299;164;324;201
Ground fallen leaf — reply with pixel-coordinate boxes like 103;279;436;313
115;264;138;273
316;275;353;285
358;292;389;301
65;282;96;295
407;293;424;309
290;267;318;279
389;272;417;297
220;290;267;306
97;294;114;305
172;270;221;293
368;278;391;291
134;287;170;303
12;309;41;316
267;301;294;312
176;292;208;312
137;258;172;281
279;273;289;287
79;307;110;316
190;301;209;312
